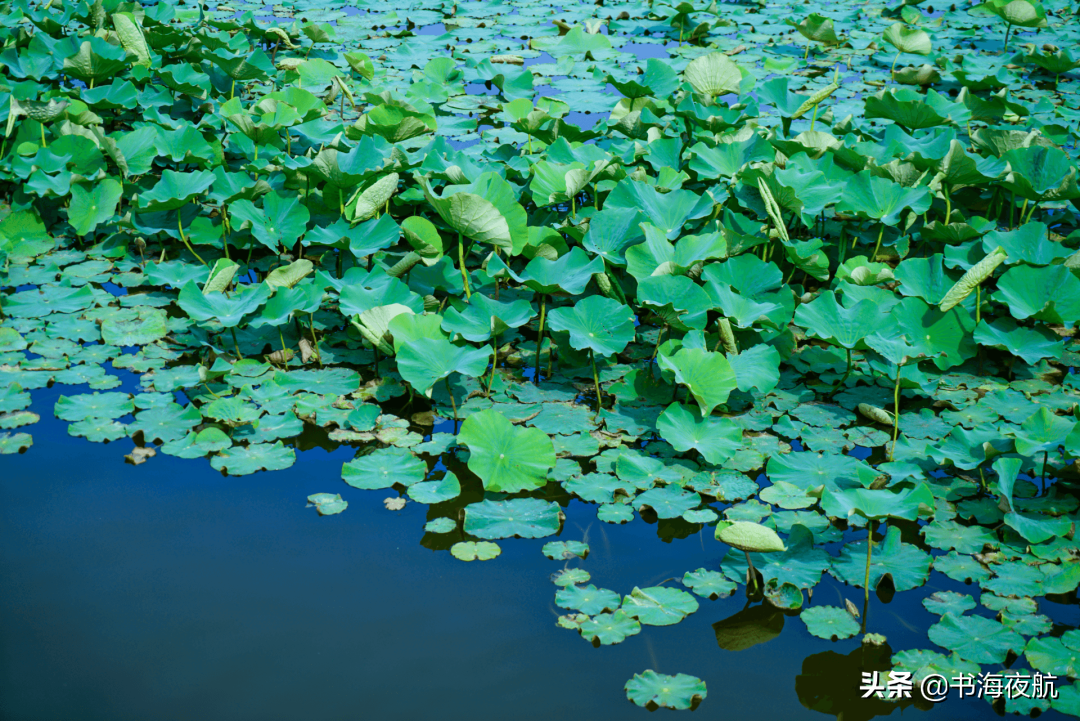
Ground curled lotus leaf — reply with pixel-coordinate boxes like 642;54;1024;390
715;520;786;553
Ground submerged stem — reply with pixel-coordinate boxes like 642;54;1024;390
745;550;758;592
590;348;601;417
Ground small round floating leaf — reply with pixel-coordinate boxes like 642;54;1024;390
211;442;295;476
1026;633;1080;679
556;584;621;615
683;569;737;600
598;502;634;524
634;487;701;519
55;392;133;422
553;568;591;587
424;518;457;534
922;591;977;616
450;541;501;562
542;541;589;560
464;498;563;540
343;446;426;489
624;670;707;711
580;610;641;646
0;432;32;454
622;586;699;626
801;606;860;641
407;471;462;504
307;493;347;516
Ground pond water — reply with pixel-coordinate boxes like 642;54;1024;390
2;380;1072;720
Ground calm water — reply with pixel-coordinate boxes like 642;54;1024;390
2;381;1068;720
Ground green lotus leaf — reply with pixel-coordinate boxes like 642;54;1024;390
134;170;215;213
178;281;271;328
421;172;527;254
553;568;591;587
450;541;501;561
160;427;233;458
402;471;459;504
1001;145;1079;202
995;264;1080;324
921;519;997;554
821;483;935;522
547;295;635;357
892;648;981;687
863;88;951;131
624;670;706;711
230;192;311;252
759;482;816;510
542;540;589;560
994;457;1073;543
396;336;491;396
661;347;737;417
767;451;875;493
656;402;742;464
837;170;932;225
127;402;201;444
802;606;860;641
973;318;1062;364
888;296;977;370
210;441;295;476
442;294;535;342
462;496;561;539
581;207;644;266
641;276;719;331
579;610;641;646
795;291;877;349
621;586;699;627
830;525;931;592
928;613;1024;664
982;223;1071;266
339;267;424;318
1;411;39;429
605;180;713;240
55;392;132;422
564;473;634;504
882;23;931;54
922;591;977;616
265;260;314;291
1025;632;1080;679
716;520;785;552
626;224;725;279
721;525;829;589
0;432;32;454
307;493;347;516
682;569;737;600
0;328;27;352
0;384;30;414
63;37;131;82
933;550;992;584
68;418;126;443
68;179;122;236
556;584;621;615
342;446;426;489
458;409;555;492
425;518;457;534
101;308;167;347
491;246;604;296
250;281;323;328
5;286;96;318
684;51;741;99
633;486;701;520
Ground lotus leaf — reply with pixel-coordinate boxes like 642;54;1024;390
450;541;501;562
464;498;562;540
624;670;706;711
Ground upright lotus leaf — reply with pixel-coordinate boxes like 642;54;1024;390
395;216;445;271
421;172;528;254
973;318;1062;364
995;265;1080;324
976;0;1047;49
994;457;1073;543
547;296;634;357
464;497;562;539
442;295;535;342
134;170;215;213
717;520;786;591
396;335;491;397
251;281;324;329
684;52;742;101
881;23;932;56
830;525;931;592
889;296;977;370
351;304;413;354
662;347;737;417
837;170;932;227
656;402;742;464
605;180;713;240
1001;146;1080;203
625;224;725;280
863;88;951;132
112;13;151;67
581;207;645;266
1012;407;1075;458
625;671;706;711
688;135;775;181
178;281;272;328
721;525;830;589
345;173;399;224
204;259;240;295
637;276;714;331
795;291;876;350
68;179;122;236
230;192;310;252
982;223;1069;266
796;14;840;46
205;47;274;83
458;409;555;492
821;483;935;522
265;259;314;290
491;247;604;296
62;37;131;84
894;254;959;305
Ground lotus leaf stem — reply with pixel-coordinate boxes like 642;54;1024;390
1025;201;1038;225
590;349;601;417
445;376;458;423
231;327;243;360
889;366;902;462
864;519;874;605
177;209;207;266
458;232;471;299
279;328;288;359
40;124;46;149
487;331;498;397
535;294;546;384
976;285;981;325
651;324;667;362
870;223;885;261
308;312;322;367
827;347;852;395
1042;450;1049;489
744;550;758;592
944;185;952;225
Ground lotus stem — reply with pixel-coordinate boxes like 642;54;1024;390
374;346;380;379
458;232;471;299
1025;201;1038;225
944;185;952;225
979;466;987;493
571;193;576;218
279;328;288;360
231;327;243;360
535;294;546;384
487;331;498;397
1042;450;1049;490
1004;23;1012;52
827;347;853;395
40;124;46;149
810;103;819;131
864;519;874;605
230;79;235;99
308;312;322;367
744;550;758;591
336;249;344;279
890;52;899;76
871;223;885;261
177;209;207;266
445;376;458;423
889;366;902;462
652;324;667;362
804;44;810;61
976;284;981;325
590;348;601;417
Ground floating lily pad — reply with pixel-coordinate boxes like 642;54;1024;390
928;613;1024;664
342;446;426;489
801;606;860;641
556;584;621;615
464;498;563;540
0;432;32;454
542;540;589;560
553;568;591;587
211;441;296;476
307;493;347;516
682;569;737;600
621;586;699;627
579;610;642;646
450;541;501;561
624;670;706;711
